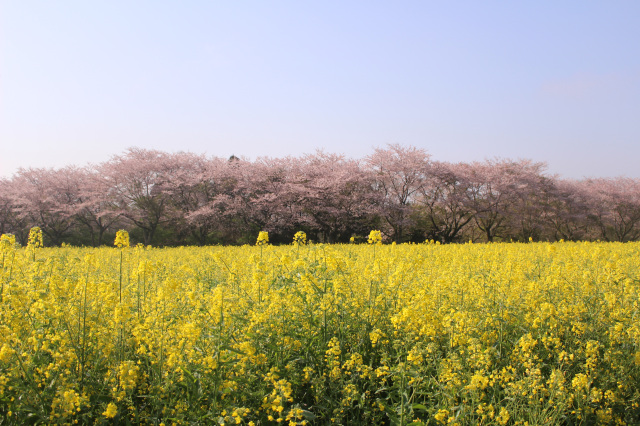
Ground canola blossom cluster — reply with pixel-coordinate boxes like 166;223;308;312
256;231;270;247
293;231;307;246
114;229;131;249
368;230;382;245
1;234;640;424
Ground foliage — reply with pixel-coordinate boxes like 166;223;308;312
2;146;640;247
1;235;640;424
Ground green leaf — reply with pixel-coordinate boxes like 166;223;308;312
300;409;317;421
219;344;246;355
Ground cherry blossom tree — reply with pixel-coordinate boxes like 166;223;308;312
0;178;30;244
461;159;550;242
456;161;506;242
582;178;640;242
415;161;474;243
542;179;591;241
69;166;124;246
366;144;431;242
0;179;20;238
0;179;12;235
299;151;377;242
2;146;639;245
9;167;82;245
502;161;555;241
226;157;304;242
98;148;172;245
164;153;243;244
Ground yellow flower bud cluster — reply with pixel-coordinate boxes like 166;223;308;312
27;226;43;248
114;230;130;248
0;233;16;250
367;230;382;245
256;231;269;246
1;239;639;424
293;231;306;245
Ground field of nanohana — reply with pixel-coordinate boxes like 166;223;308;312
1;234;640;425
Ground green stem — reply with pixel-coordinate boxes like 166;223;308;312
119;250;123;303
80;270;89;391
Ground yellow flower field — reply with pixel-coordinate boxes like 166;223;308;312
1;235;640;424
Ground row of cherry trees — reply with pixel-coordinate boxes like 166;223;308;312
1;145;639;246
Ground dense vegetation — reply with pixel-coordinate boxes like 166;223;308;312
1;231;639;424
2;145;639;247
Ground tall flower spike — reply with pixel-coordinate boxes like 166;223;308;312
256;231;269;246
27;227;43;249
114;230;130;248
293;231;306;245
368;230;382;245
0;234;16;251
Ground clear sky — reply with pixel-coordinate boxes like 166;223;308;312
1;1;639;179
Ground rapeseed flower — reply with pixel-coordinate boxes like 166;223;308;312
256;231;269;246
114;229;130;248
27;226;43;248
293;231;306;245
103;403;118;418
0;238;639;424
367;230;382;244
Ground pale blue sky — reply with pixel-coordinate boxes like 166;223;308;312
1;1;639;178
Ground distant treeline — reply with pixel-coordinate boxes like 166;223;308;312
1;145;639;246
